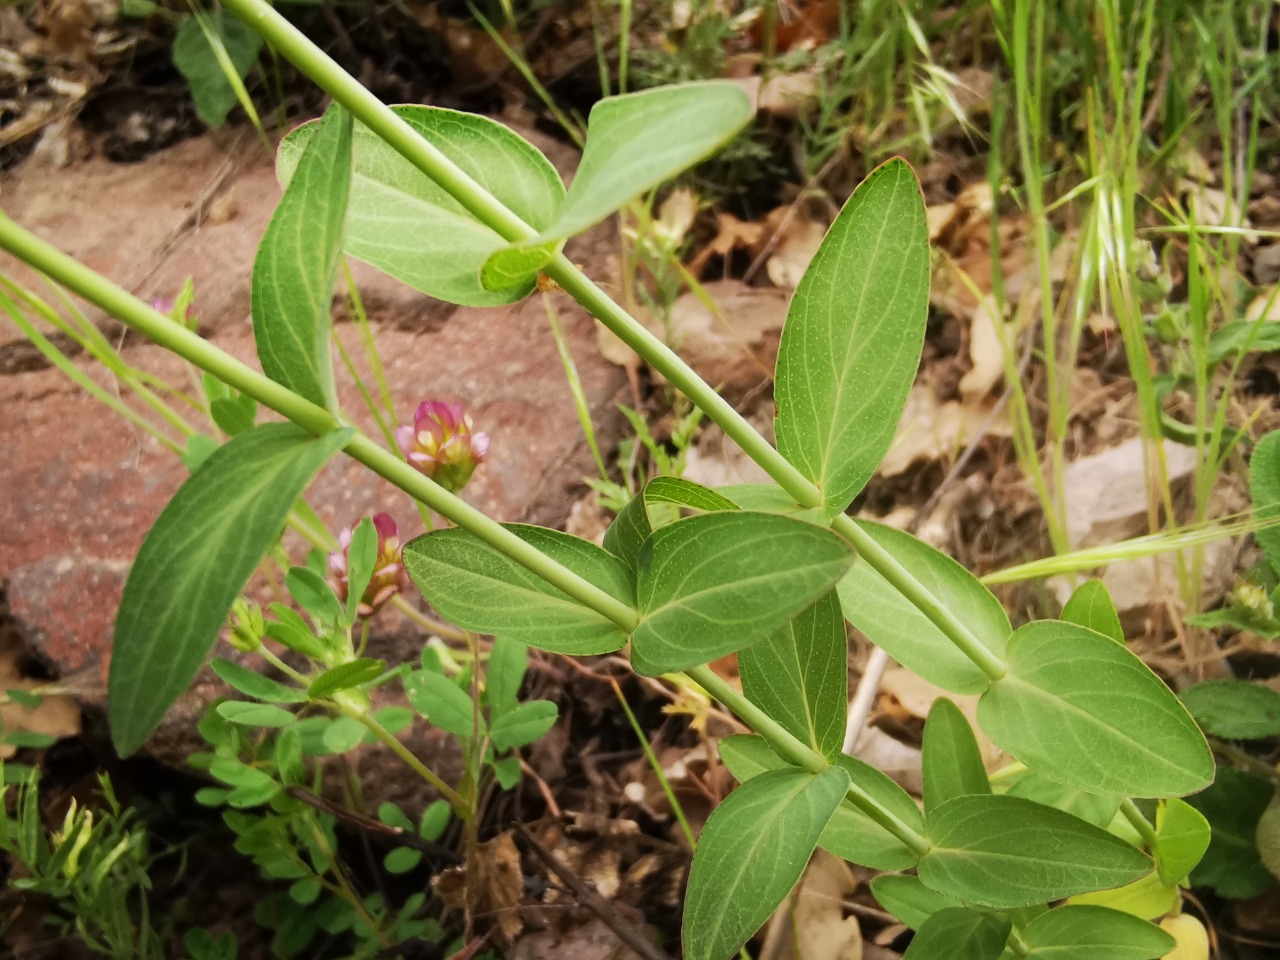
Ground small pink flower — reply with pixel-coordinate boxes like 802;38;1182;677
329;513;408;617
395;400;489;493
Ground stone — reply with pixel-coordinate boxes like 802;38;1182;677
1061;437;1198;549
0;127;628;784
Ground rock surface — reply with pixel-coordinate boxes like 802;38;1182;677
0;126;627;780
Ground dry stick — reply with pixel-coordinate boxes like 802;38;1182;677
513;822;674;960
284;786;464;864
840;328;1036;754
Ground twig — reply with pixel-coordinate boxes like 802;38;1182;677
284;786;464;864
513;822;673;960
841;646;889;755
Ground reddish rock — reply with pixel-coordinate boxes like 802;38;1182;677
0;127;628;781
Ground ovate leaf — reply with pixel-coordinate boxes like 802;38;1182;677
277;108;564;306
977;621;1213;798
774;159;929;516
486;637;528;720
216;701;296;728
918;795;1151;907
403;525;634;655
479;238;561;292
632;512;854;675
1061;579;1123;643
109;424;352;755
1066;871;1178;920
1179;679;1280;739
307;659;386;699
1022;905;1175;960
682;766;850;960
838;522;1009;694
904;908;1010;960
1005;772;1120;829
1153;798;1210;886
405;670;480;738
489;700;557;750
539;83;752;242
210;659;306;703
644;476;740;513
172;12;262;128
739;591;846;759
1251;430;1280;575
603;476;738;572
870;874;961;930
921;698;990;814
718;734;923;871
1184;767;1275;899
253;103;351;409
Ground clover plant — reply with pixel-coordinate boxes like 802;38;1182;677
0;1;1227;956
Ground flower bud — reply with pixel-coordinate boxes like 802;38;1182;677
329;513;408;618
395;400;489;493
228;597;265;652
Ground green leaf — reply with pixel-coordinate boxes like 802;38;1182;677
739;591;846;759
404;524;634;655
266;604;328;659
870;874;962;930
216;701;296;728
922;698;990;815
536;82;751;243
277;108;564;306
1022;905;1175;960
209;757;280;807
1258;801;1280;883
307;659;386;699
602;492;652;572
109;423;352;755
172;13;262;128
286;566;342;626
1004;772;1120;829
632;512;854;675
1184;767;1276;899
774;159;930;516
1061;579;1123;643
210;395;257;437
489;700;558;750
977;620;1213;798
315;716;370;754
1252;430;1280;576
486;637;527;720
904;908;1010;960
1153;798;1210;885
682;766;850;960
644;476;740;513
1180;679;1280;739
405;670;481;738
918;795;1152;907
717;734;923;871
1066;871;1177;920
479;238;561;293
384;847;423;875
210;659;307;703
182;434;221;472
253;104;350;409
838;522;1009;694
715;483;827;523
344;517;378;624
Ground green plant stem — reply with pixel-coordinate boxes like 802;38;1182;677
0;211;640;636
687;665;930;857
1210;738;1280;786
1119;798;1157;849
218;0;1007;686
336;700;469;816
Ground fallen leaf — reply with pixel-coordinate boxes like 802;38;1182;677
688;211;765;277
728;69;821;119
0;647;80;758
877;384;1011;478
958;299;1005;401
766;209;827;290
761;850;862;960
879;667;998;767
434;831;524;941
656;187;699;246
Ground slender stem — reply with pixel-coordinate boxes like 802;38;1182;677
336;700;468;816
218;0;1008;685
1120;798;1158;850
687;665;930;857
1210;738;1280;786
830;515;1007;682
0;211;641;636
612;679;698;849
